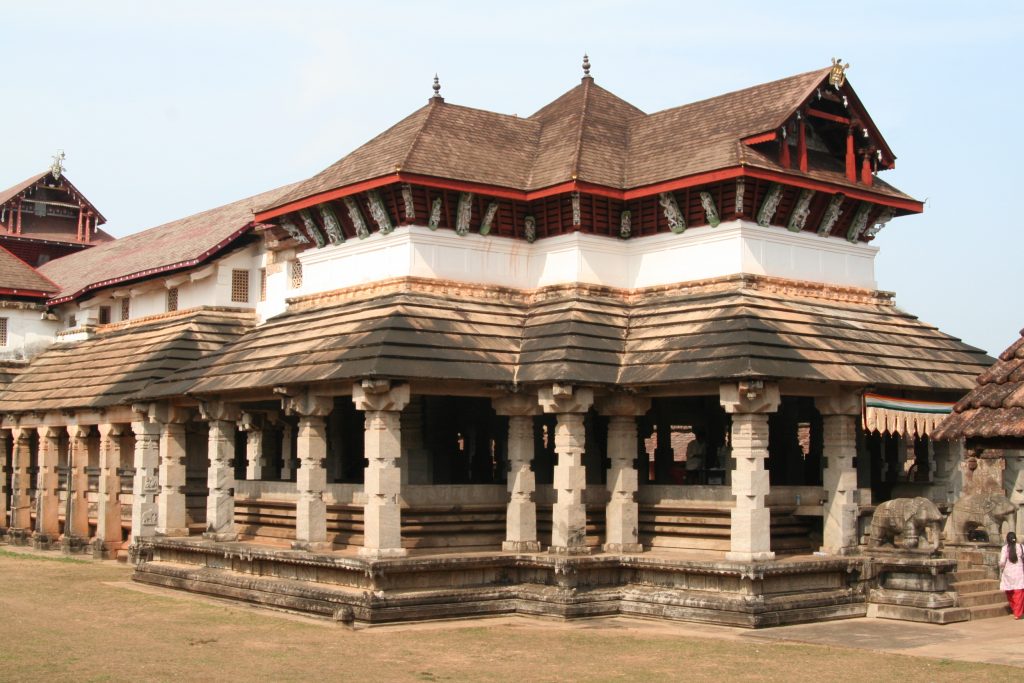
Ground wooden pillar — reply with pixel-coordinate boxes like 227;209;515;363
596;395;650;554
95;423;125;556
538;384;594;555
845;129;857;182
65;425;91;543
284;393;333;551
797;116;808;172
157;418;189;537
779;134;791;168
720;381;780;561
860;153;873;186
35;425;61;542
9;428;32;532
16;200;22;234
199;401;240;541
494;394;542;552
353;380;409;558
816;391;861;555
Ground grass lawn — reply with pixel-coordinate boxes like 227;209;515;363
0;548;1017;682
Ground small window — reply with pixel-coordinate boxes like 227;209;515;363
98;306;111;325
120;299;130;321
68;315;77;329
231;269;250;303
259;268;267;302
0;317;7;346
167;287;179;312
290;261;303;289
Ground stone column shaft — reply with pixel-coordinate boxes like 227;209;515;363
35;427;61;539
245;429;265;481
354;381;409;559
204;418;237;540
816;391;861;555
295;415;328;548
66;427;92;541
9;430;32;531
0;430;9;529
130;421;161;541
280;424;294;480
96;424;125;552
157;422;189;537
539;384;594;555
721;381;780;561
597;395;650;554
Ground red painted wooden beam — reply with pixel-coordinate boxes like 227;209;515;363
807;108;851;125
742;131;777;145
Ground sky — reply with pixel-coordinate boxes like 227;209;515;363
4;1;1022;356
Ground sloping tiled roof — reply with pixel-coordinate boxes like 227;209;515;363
261;67;912;216
933;329;1024;441
0;170;108;226
136;277;990;399
38;182;301;302
0;308;255;412
0;244;57;294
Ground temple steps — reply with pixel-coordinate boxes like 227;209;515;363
946;546;1011;620
638;504;815;555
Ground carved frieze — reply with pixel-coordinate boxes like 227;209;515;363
756;183;783;227
658;192;685;233
299;209;325;248
318;204;345;245
367;191;393;235
845;202;872;242
816;193;845;236
864;207;893;239
699;191;720;228
524;215;536;243
571;191;581;226
428;197;443;230
455;192;474;236
735;178;745;215
479;202;498;235
401;183;415;221
786;189;816;232
280;218;310;244
343;197;370;239
619;210;631;239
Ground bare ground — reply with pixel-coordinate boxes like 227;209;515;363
0;548;1016;682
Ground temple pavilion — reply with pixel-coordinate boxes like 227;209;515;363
0;59;996;626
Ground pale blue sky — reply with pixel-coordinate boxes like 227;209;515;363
4;1;1021;356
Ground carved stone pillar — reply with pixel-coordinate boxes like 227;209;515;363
35;425;62;541
816;390;861;555
720;381;780;561
157;416;189;537
280;423;295;480
66;425;92;543
596;394;651;553
130;410;162;543
0;430;9;530
353;380;409;558
95;423;125;556
494;394;541;552
9;428;32;532
239;412;269;481
284;393;332;551
199;401;240;541
538;384;594;555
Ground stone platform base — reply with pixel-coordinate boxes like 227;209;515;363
133;538;869;628
862;555;969;624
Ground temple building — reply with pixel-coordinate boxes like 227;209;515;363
0;59;1004;626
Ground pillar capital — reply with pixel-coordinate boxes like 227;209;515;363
238;411;265;432
595;393;651;418
198;400;241;423
815;389;862;416
352;380;409;413
493;392;541;417
36;425;63;440
538;384;594;415
719;380;780;414
67;424;91;440
97;423;126;438
283;392;333;418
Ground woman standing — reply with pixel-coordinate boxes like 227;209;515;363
999;531;1024;619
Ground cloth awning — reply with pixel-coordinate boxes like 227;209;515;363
862;393;954;438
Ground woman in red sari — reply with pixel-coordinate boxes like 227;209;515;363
999;531;1024;619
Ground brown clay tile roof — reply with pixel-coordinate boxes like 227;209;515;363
933;329;1024;441
0;308;255;412
262;67;912;215
0;244;57;294
137;277;990;399
38;182;301;303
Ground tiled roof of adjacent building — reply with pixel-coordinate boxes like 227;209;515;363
38;182;301;303
0;244;58;295
933;329;1024;441
261;67;913;215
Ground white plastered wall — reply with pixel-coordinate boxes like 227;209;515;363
0;306;60;360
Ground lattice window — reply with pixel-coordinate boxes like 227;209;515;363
0;317;7;346
231;269;250;303
259;268;267;302
120;298;130;321
167;287;179;312
68;315;77;329
290;260;303;289
98;306;111;325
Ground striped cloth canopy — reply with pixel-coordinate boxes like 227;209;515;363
862;393;954;438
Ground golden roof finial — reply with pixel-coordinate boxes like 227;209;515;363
829;58;850;89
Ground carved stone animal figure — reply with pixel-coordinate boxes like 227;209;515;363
869;497;943;551
943;493;1017;544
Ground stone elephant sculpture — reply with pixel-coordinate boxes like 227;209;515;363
943;493;1017;544
869;497;943;551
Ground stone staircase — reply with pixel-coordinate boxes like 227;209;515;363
948;547;1011;620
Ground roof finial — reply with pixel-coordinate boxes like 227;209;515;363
582;53;591;80
50;149;66;180
829;58;849;89
431;73;442;101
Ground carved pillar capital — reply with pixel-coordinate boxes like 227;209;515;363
352;380;409;413
538;384;594;415
283;392;334;418
68;424;91;440
719;380;780;414
493;393;541;417
814;389;862;417
97;423;126;439
595;393;651;418
36;425;63;440
198;400;241;424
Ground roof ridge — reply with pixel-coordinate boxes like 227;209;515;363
570;78;593;178
400;99;442;173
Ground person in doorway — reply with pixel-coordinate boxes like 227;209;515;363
684;429;706;485
999;531;1024;619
